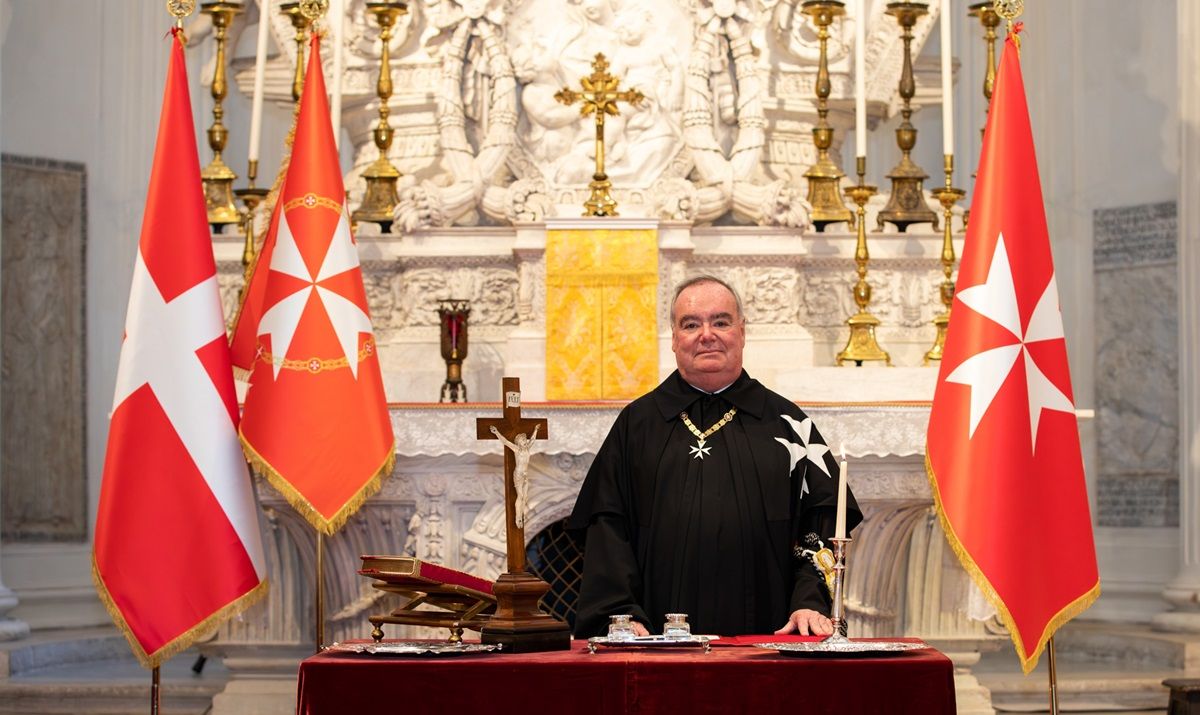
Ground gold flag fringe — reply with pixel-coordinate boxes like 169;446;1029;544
925;453;1100;675
92;556;268;670
240;430;397;536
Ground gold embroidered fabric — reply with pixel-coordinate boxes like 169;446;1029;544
545;228;658;400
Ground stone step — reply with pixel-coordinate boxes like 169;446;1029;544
979;668;1173;713
0;628;229;715
1053;621;1200;672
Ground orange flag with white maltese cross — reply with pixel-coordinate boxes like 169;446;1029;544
231;34;394;535
926;26;1098;675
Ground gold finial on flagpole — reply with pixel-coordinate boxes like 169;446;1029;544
166;0;194;31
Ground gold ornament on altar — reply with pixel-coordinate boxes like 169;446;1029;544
352;1;409;232
437;299;470;403
924;155;965;364
836;157;891;366
801;1;853;231
200;2;243;230
554;53;644;217
877;2;938;232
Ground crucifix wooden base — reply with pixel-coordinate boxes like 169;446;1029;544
476;377;571;653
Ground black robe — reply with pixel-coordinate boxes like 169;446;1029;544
568;370;862;638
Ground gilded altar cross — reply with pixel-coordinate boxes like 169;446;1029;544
555;53;644;217
476;377;548;574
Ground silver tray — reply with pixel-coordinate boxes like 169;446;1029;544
754;639;928;656
324;641;502;656
587;635;715;654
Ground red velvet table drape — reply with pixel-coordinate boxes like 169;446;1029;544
296;637;956;714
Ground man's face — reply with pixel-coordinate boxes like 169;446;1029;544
671;281;746;391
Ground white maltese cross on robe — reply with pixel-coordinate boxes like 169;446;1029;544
775;415;833;496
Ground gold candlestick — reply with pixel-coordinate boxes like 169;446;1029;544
200;2;243;230
924;155;965;364
555;53;644;217
802;1;853;231
877;2;938;233
836;157;891;366
964;2;1001;232
280;2;313;102
825;537;852;642
352;1;409;232
234;160;270;297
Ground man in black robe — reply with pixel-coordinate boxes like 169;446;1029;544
568;276;862;638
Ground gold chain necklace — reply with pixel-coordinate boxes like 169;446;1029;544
679;407;737;460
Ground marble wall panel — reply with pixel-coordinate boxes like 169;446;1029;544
1;155;87;541
1094;202;1178;528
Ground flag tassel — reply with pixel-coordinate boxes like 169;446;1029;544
1048;636;1060;715
150;666;160;715
316;530;325;653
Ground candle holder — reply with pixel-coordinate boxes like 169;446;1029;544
924;155;965;364
280;2;313;103
352;1;409;232
877;2;939;233
825;536;852;642
438;300;471;403
801;1;854;231
200;1;243;231
836;158;891;365
234;159;270;298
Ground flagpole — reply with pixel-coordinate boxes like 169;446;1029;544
315;530;325;652
1048;636;1060;715
150;665;160;715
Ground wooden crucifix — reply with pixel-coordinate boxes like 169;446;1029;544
554;52;644;217
475;377;569;651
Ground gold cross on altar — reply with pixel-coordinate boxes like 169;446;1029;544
555;53;644;217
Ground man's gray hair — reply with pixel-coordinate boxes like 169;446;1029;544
669;275;745;324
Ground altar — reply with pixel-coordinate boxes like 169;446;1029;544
296;638;957;715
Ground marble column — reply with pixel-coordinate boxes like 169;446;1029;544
1154;0;1200;633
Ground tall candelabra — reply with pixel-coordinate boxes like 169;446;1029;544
924;155;965;364
836;157;891;366
876;2;938;232
200;2;243;230
234;159;269;297
801;1;853;231
352;1;409;232
280;2;313;102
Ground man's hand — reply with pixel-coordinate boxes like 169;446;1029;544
631;621;650;637
774;609;833;636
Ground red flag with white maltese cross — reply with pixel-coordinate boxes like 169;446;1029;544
925;28;1099;675
94;30;267;668
231;34;394;534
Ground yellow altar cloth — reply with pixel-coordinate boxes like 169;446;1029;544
545;228;658;400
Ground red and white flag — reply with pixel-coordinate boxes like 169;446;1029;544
94;30;267;669
230;34;394;535
926;27;1099;674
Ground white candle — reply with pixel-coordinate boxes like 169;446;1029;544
855;0;867;159
247;0;271;163
330;0;344;149
940;0;954;156
835;445;848;539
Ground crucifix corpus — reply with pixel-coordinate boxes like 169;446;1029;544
555;52;644;217
475;377;570;652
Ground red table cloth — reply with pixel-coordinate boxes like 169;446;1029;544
296;637;956;714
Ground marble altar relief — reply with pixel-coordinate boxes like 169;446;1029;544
232;0;939;230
